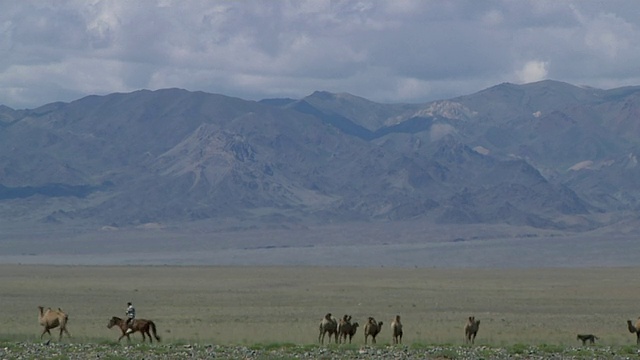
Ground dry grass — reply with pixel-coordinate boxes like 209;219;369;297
1;265;638;346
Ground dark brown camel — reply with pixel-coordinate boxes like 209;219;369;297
464;316;480;344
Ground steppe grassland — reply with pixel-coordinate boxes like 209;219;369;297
0;265;638;346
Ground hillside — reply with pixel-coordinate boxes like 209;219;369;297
1;80;640;233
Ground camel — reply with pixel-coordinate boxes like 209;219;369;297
318;313;338;344
391;315;403;344
627;318;640;344
577;334;598;345
364;317;383;344
347;321;359;344
37;306;71;340
464;316;480;344
337;315;359;344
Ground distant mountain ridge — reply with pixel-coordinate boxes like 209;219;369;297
1;80;640;231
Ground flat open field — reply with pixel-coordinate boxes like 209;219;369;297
1;265;639;347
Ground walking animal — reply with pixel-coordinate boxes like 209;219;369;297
391;315;403;344
464;316;480;344
107;316;161;343
337;315;359;344
318;313;338;344
37;306;71;340
364;317;383;344
576;334;598;345
627;318;640;344
346;321;359;344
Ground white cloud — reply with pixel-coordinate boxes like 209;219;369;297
515;60;549;83
1;1;640;108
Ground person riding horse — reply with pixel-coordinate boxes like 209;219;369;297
125;302;136;334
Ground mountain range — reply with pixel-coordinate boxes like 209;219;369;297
2;80;640;234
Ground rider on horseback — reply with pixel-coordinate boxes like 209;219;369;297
125;302;136;334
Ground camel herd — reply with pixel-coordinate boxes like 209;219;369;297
34;305;640;346
318;313;405;345
317;314;640;347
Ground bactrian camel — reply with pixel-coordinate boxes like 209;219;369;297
337;314;359;344
627;318;640;344
318;313;338;344
391;315;403;344
38;306;71;340
364;317;383;344
464;316;480;344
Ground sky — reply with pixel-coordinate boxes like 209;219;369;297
1;0;640;109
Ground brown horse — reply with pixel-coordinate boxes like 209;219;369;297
107;316;161;343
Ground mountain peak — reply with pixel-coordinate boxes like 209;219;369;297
2;80;640;232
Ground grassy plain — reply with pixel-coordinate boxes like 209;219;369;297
1;265;638;347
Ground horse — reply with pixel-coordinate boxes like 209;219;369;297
107;316;161;343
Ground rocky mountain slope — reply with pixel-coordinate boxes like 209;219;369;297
1;80;639;231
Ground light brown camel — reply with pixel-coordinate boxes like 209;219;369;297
364;316;383;344
627;318;640;344
37;306;71;340
338;315;359;344
107;316;161;343
391;315;403;344
318;313;338;344
464;316;480;344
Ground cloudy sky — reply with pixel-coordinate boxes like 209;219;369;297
1;1;639;109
